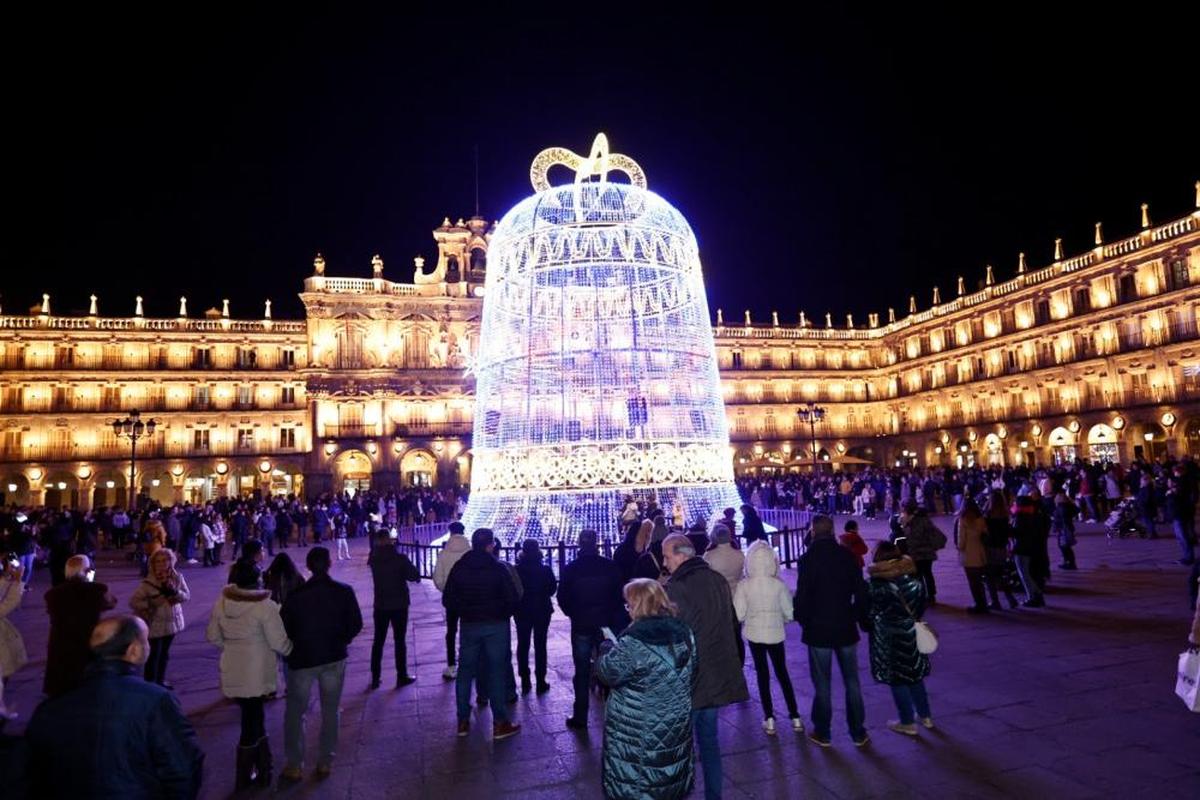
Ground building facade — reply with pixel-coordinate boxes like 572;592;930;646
2;200;1197;509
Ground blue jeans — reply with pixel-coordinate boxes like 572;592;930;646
456;622;511;723
889;680;931;725
807;644;866;740
691;706;721;800
570;630;604;720
1174;520;1195;562
18;554;34;588
284;659;346;770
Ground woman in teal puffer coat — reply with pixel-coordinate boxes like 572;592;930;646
595;578;696;800
866;542;933;737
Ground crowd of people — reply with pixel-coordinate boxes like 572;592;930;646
0;455;1195;798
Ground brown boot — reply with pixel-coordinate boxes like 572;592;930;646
235;744;257;790
253;736;273;787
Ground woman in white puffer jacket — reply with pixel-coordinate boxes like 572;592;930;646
733;541;802;735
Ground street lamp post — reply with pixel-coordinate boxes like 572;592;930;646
796;402;827;474
112;410;159;511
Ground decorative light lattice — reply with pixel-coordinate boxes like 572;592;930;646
462;134;743;544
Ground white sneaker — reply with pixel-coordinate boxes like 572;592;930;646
920;717;935;729
186;558;199;565
887;720;918;736
762;718;776;735
791;717;804;733
442;665;457;681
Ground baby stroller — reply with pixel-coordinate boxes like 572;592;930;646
1104;498;1147;542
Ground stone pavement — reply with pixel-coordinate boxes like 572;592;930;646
4;518;1199;799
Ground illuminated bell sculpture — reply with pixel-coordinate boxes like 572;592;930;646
462;134;743;544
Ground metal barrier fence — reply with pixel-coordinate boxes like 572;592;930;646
398;525;811;580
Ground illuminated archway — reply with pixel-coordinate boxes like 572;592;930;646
334;449;374;495
399;448;437;488
1086;423;1118;463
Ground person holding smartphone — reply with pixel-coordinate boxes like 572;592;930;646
0;555;28;720
595;579;696;799
43;554;118;697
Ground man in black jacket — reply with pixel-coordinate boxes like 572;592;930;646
557;529;626;730
25;615;204;798
442;528;521;740
280;547;363;780
663;533;748;800
368;531;421;689
793;515;870;747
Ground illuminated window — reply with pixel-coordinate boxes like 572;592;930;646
280;428;295;449
193;429;210;451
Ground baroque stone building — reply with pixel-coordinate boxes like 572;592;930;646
1;197;1197;509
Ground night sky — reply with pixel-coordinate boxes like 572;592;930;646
9;7;1199;323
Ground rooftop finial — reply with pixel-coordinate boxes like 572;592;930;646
985;264;995;285
825;312;832;328
1141;202;1151;229
932;286;941;305
772;310;779;327
313;253;325;275
908;296;917;315
88;294;97;315
1054;238;1063;260
134;296;144;317
530;133;647;192
846;313;854;328
1018;252;1027;273
888;307;896;324
264;299;272;319
716;308;723;325
222;299;230;318
956;276;965;296
371;254;383;277
744;309;752;326
1094;222;1103;246
799;310;807;327
41;294;50;315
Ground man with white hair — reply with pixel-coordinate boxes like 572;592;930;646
43;554;117;697
26;615;205;797
663;533;748;799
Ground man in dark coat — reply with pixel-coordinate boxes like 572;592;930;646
279;547;363;780
368;533;421;689
793;515;870;747
43;554;117;697
443;528;521;740
25;615;205;798
557;529;626;730
663;533;749;800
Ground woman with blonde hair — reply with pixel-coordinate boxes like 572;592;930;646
596;578;696;799
130;548;190;686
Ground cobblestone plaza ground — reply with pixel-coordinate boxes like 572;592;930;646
4;517;1199;799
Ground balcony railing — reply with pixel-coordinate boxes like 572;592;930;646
322;424;380;438
394;421;473;437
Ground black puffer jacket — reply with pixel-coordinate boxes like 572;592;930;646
596;615;696;800
865;556;930;685
558;551;626;635
665;557;749;709
443;548;518;624
25;659;205;799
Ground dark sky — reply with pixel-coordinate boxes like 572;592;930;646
9;7;1199;322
